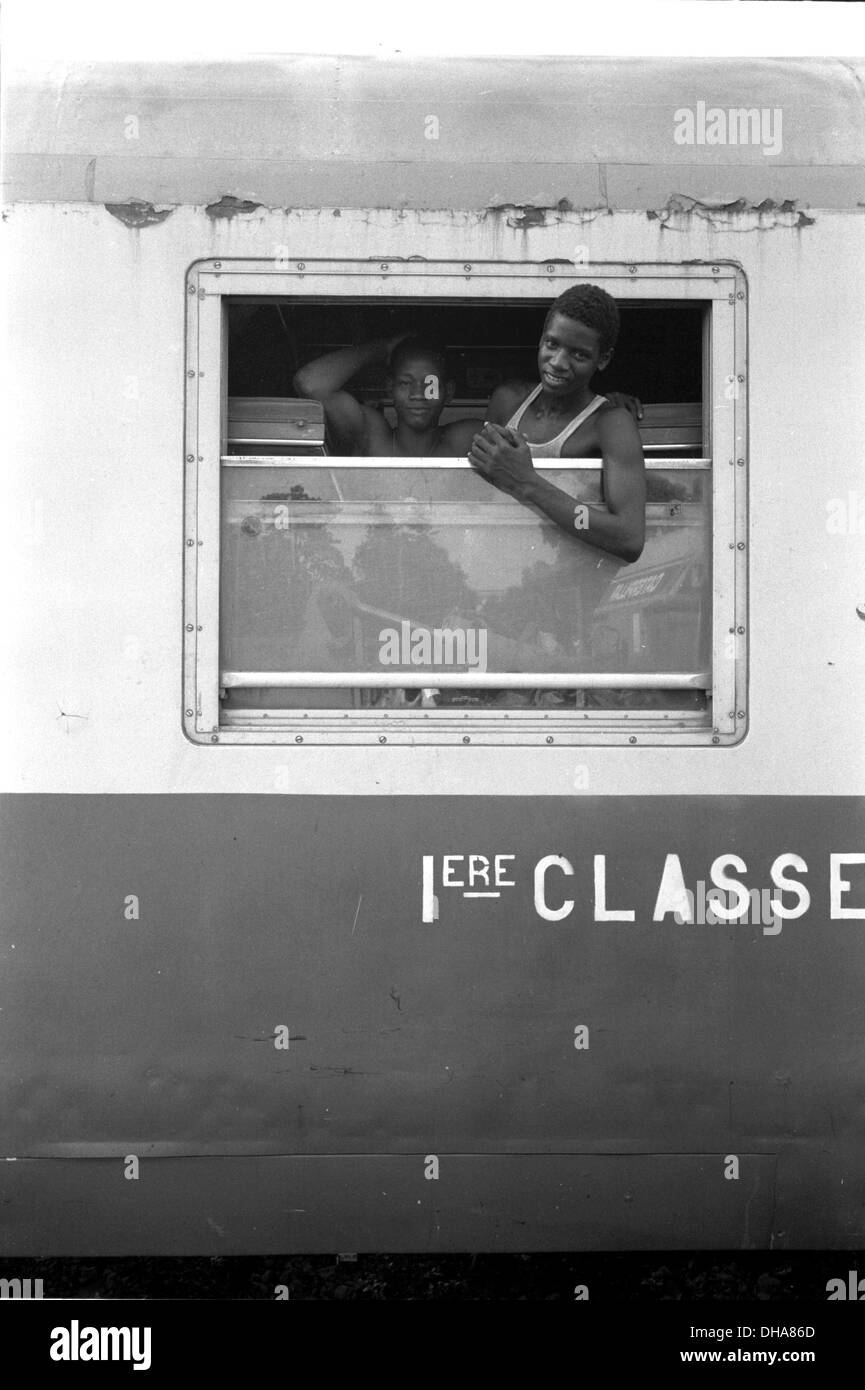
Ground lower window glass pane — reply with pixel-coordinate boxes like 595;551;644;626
220;464;711;713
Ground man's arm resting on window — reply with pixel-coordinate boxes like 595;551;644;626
469;411;646;563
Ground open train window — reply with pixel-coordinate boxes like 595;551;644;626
184;260;746;746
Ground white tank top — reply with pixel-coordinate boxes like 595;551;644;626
506;387;607;458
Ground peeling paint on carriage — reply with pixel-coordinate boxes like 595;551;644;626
648;195;817;232
205;195;264;220
104;200;175;228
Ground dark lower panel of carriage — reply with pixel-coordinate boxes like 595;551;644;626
0;1153;786;1256
1;795;864;1253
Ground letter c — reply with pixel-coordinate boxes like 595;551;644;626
534;855;575;921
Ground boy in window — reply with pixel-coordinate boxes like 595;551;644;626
468;284;645;564
294;334;465;457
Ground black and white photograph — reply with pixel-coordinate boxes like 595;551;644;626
1;0;864;1362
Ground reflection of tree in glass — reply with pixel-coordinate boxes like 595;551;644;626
262;483;322;502
352;525;478;630
482;545;583;656
246;490;356;653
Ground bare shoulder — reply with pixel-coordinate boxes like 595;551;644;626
486;379;535;424
596;400;643;447
442;415;484;452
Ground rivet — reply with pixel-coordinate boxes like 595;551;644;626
737;710;745;719
713;727;720;733
187;370;195;379
463;263;472;271
186;453;194;461
297;262;305;270
210;734;218;743
737;626;745;634
185;623;193;631
380;263;389;270
629;736;637;744
728;458;734;465
712;736;720;744
737;375;744;383
295;735;303;743
185;709;193;717
628;265;637;273
379;735;387;743
737;291;745;300
197;625;202;631
545;735;553;744
728;627;735;634
737;542;745;550
186;538;194;546
737;458;745;466
213;261;222;269
188;284;196;295
728;543;734;549
728;712;735;720
198;455;203;462
546;264;555;273
462;735;470;744
711;265;720;273
197;540;203;546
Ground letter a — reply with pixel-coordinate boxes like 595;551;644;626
50;1328;71;1361
673;108;694;146
274;1024;290;1050
825;1277;846;1300
379;628;399;664
653;854;692;921
124;1154;139;1180
573;1025;589;1050
724;1154;739;1181
124;895;139;920
424;1154;439;1180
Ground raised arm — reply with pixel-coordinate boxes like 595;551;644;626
293;336;406;453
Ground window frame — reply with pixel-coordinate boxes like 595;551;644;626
183;258;747;747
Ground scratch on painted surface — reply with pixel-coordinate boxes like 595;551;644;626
351;895;363;935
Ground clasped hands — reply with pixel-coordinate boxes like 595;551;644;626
468;422;535;496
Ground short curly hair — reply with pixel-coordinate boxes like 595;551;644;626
544;284;620;357
388;336;451;379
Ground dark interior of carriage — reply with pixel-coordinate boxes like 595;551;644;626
227;299;704;413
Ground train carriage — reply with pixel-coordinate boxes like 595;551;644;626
1;54;864;1254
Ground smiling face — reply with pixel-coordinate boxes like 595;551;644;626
537;312;612;398
389;353;454;430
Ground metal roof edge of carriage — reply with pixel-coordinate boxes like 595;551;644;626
3;55;862;208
